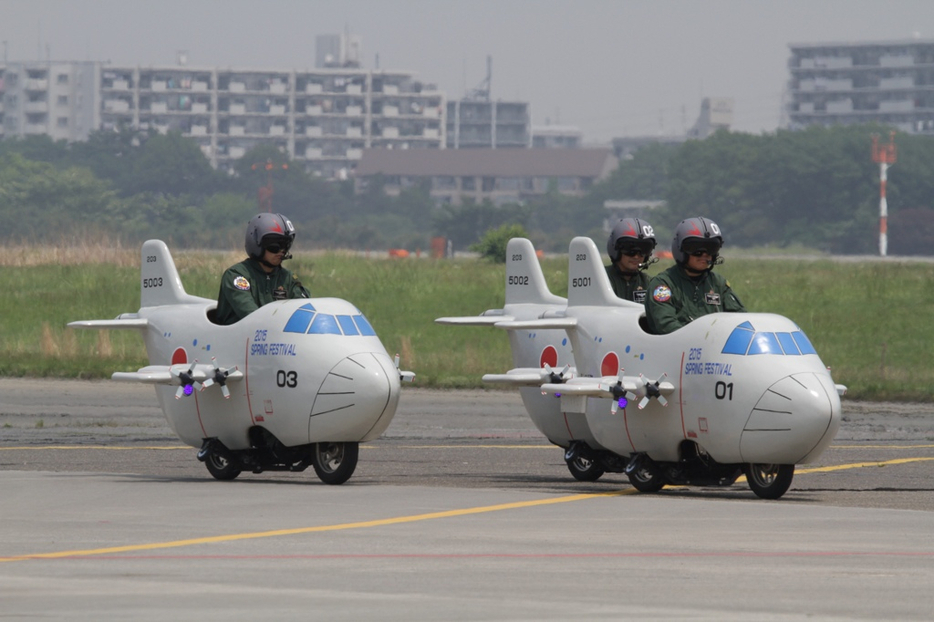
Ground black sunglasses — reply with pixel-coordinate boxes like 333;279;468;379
263;242;290;254
689;249;714;257
619;247;648;257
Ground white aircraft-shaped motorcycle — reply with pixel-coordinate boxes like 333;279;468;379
70;240;413;485
438;237;844;499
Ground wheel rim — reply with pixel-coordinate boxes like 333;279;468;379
747;464;780;487
208;454;229;470
570;456;595;472
316;443;344;473
631;467;655;483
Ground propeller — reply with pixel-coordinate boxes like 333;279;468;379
172;361;199;399
544;363;571;384
607;368;636;414
638;373;669;409
200;357;236;399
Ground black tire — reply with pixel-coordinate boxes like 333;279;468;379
204;452;242;481
627;462;666;493
312;442;359;485
744;463;795;500
566;454;606;482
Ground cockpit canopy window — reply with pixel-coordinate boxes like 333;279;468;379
721;321;817;356
283;303;377;337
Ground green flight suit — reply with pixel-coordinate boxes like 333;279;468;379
646;264;745;334
215;257;309;325
605;264;651;305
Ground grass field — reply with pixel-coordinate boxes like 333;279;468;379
1;243;931;401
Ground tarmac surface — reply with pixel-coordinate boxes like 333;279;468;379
2;378;934;620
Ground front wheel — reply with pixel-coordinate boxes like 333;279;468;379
312;442;359;485
566;453;605;482
744;463;794;499
204;452;242;481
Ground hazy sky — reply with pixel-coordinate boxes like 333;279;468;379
3;0;933;143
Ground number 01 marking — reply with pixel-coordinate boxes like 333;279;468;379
715;381;733;400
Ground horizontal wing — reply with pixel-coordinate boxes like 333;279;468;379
494;318;578;330
435;315;514;326
113;363;244;399
481;366;574;387
68;318;149;330
541;375;676;412
540;375;641;398
112;364;244;385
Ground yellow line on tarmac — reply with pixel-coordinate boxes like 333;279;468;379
2;456;932;563
832;444;934;450
0;488;636;563
798;456;934;474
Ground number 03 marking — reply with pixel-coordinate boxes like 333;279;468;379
276;370;298;388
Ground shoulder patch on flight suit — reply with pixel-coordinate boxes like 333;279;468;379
652;285;671;302
233;276;251;291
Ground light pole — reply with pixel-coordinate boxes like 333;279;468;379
250;158;288;212
871;132;897;257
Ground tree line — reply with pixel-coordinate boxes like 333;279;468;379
1;123;932;254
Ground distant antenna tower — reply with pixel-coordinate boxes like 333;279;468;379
871;131;897;256
467;55;492;101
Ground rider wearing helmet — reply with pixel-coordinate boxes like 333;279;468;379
645;217;745;334
605;218;656;304
215;213;309;325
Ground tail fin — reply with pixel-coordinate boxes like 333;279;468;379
567;236;638;308
505;238;565;305
140;240;211;308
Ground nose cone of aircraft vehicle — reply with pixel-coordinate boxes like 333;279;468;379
740;372;841;464
309;352;401;442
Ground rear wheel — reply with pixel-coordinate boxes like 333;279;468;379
744;463;794;499
627;461;666;493
312;442;359;485
204;452;241;481
566;454;605;482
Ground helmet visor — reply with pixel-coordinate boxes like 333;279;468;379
262;235;292;255
681;238;721;257
615;240;655;257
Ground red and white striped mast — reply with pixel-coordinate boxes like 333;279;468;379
871;132;897;256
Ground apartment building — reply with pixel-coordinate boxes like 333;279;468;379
0;59;444;178
787;38;934;134
531;125;582;149
445;99;530;148
0;61;99;142
98;64;445;178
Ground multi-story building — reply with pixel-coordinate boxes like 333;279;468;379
531;125;582;149
787;38;934;135
0;61;99;142
445;99;530;148
98;64;445;178
0;58;444;179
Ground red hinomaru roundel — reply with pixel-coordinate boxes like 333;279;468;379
539;345;558;369
601;351;619;377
